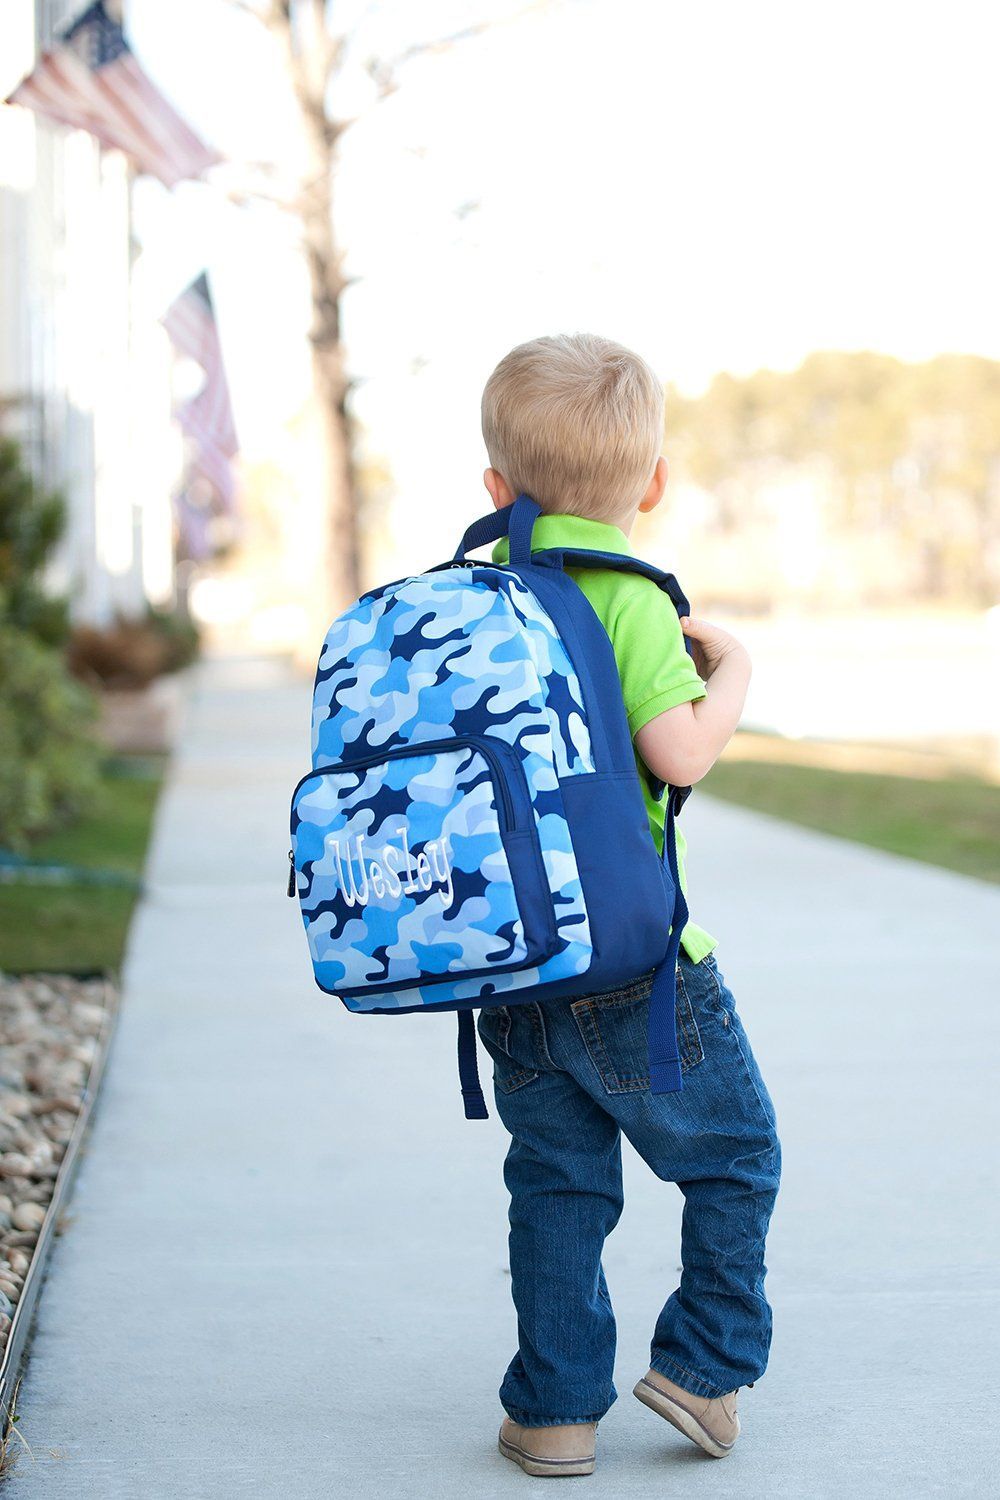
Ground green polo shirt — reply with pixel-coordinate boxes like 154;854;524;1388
494;513;718;964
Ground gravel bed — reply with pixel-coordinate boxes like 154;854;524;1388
0;974;116;1371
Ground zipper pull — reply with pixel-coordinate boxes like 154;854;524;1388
286;849;296;897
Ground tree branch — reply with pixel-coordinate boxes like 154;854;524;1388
363;0;551;98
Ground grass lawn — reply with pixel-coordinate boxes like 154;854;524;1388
702;757;1000;884
0;758;165;974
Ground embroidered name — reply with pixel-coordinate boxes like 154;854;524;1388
331;829;454;909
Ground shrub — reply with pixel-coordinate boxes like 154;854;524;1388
146;606;200;673
67;607;200;690
0;438;69;646
0;625;103;851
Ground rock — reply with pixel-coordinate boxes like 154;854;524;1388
31;1097;79;1116
4;1230;38;1248
0;973;113;1308
0;1153;33;1179
73;1002;105;1032
11;1202;45;1232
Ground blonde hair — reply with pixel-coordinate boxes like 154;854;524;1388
481;333;664;521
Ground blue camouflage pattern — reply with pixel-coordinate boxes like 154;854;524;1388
311;568;594;775
293;744;528;991
293;565;596;1009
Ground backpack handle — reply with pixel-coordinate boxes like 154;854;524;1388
454;494;541;565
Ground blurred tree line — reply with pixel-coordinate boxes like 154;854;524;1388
665;352;1000;610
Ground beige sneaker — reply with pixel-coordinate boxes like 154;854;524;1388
633;1369;740;1458
498;1416;597;1477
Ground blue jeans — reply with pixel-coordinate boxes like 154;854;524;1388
476;949;781;1426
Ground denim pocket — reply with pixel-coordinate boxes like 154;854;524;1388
476;1004;540;1094
680;950;733;1025
570;971;703;1094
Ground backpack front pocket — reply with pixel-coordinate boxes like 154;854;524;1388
290;737;558;997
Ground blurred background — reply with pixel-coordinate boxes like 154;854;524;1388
2;0;1000;978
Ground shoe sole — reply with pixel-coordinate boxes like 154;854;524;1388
498;1429;596;1478
632;1378;738;1459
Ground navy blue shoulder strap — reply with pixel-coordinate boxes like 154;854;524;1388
450;517;697;804
530;545;696;1083
532;548;697;800
646;786;689;1094
453;507;690;618
531;547;691;620
449;504;695;1112
457;1010;488;1119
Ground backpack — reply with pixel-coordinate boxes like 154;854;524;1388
288;495;695;1119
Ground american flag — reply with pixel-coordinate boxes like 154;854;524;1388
172;487;216;564
162;274;239;517
4;1;219;188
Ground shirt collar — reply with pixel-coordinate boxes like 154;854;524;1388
491;512;634;563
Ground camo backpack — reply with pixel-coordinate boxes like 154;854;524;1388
288;495;695;1119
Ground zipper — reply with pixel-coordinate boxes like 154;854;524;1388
288;736;524;892
290;733;560;990
291;735;517;832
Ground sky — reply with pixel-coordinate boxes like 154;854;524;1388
127;0;1000;557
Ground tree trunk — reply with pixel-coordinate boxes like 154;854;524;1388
266;0;361;630
302;169;359;614
245;0;531;639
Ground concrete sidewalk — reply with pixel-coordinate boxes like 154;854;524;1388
7;654;1000;1498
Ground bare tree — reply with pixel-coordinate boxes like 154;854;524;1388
227;0;533;616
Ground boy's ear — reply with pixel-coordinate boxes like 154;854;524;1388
638;456;669;514
484;467;517;511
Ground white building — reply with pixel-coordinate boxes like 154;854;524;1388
0;0;175;626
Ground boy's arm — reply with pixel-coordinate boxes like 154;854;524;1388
635;616;751;787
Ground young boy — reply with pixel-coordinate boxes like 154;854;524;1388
475;334;781;1477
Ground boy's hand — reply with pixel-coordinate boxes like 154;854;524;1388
679;616;749;681
637;616;752;785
